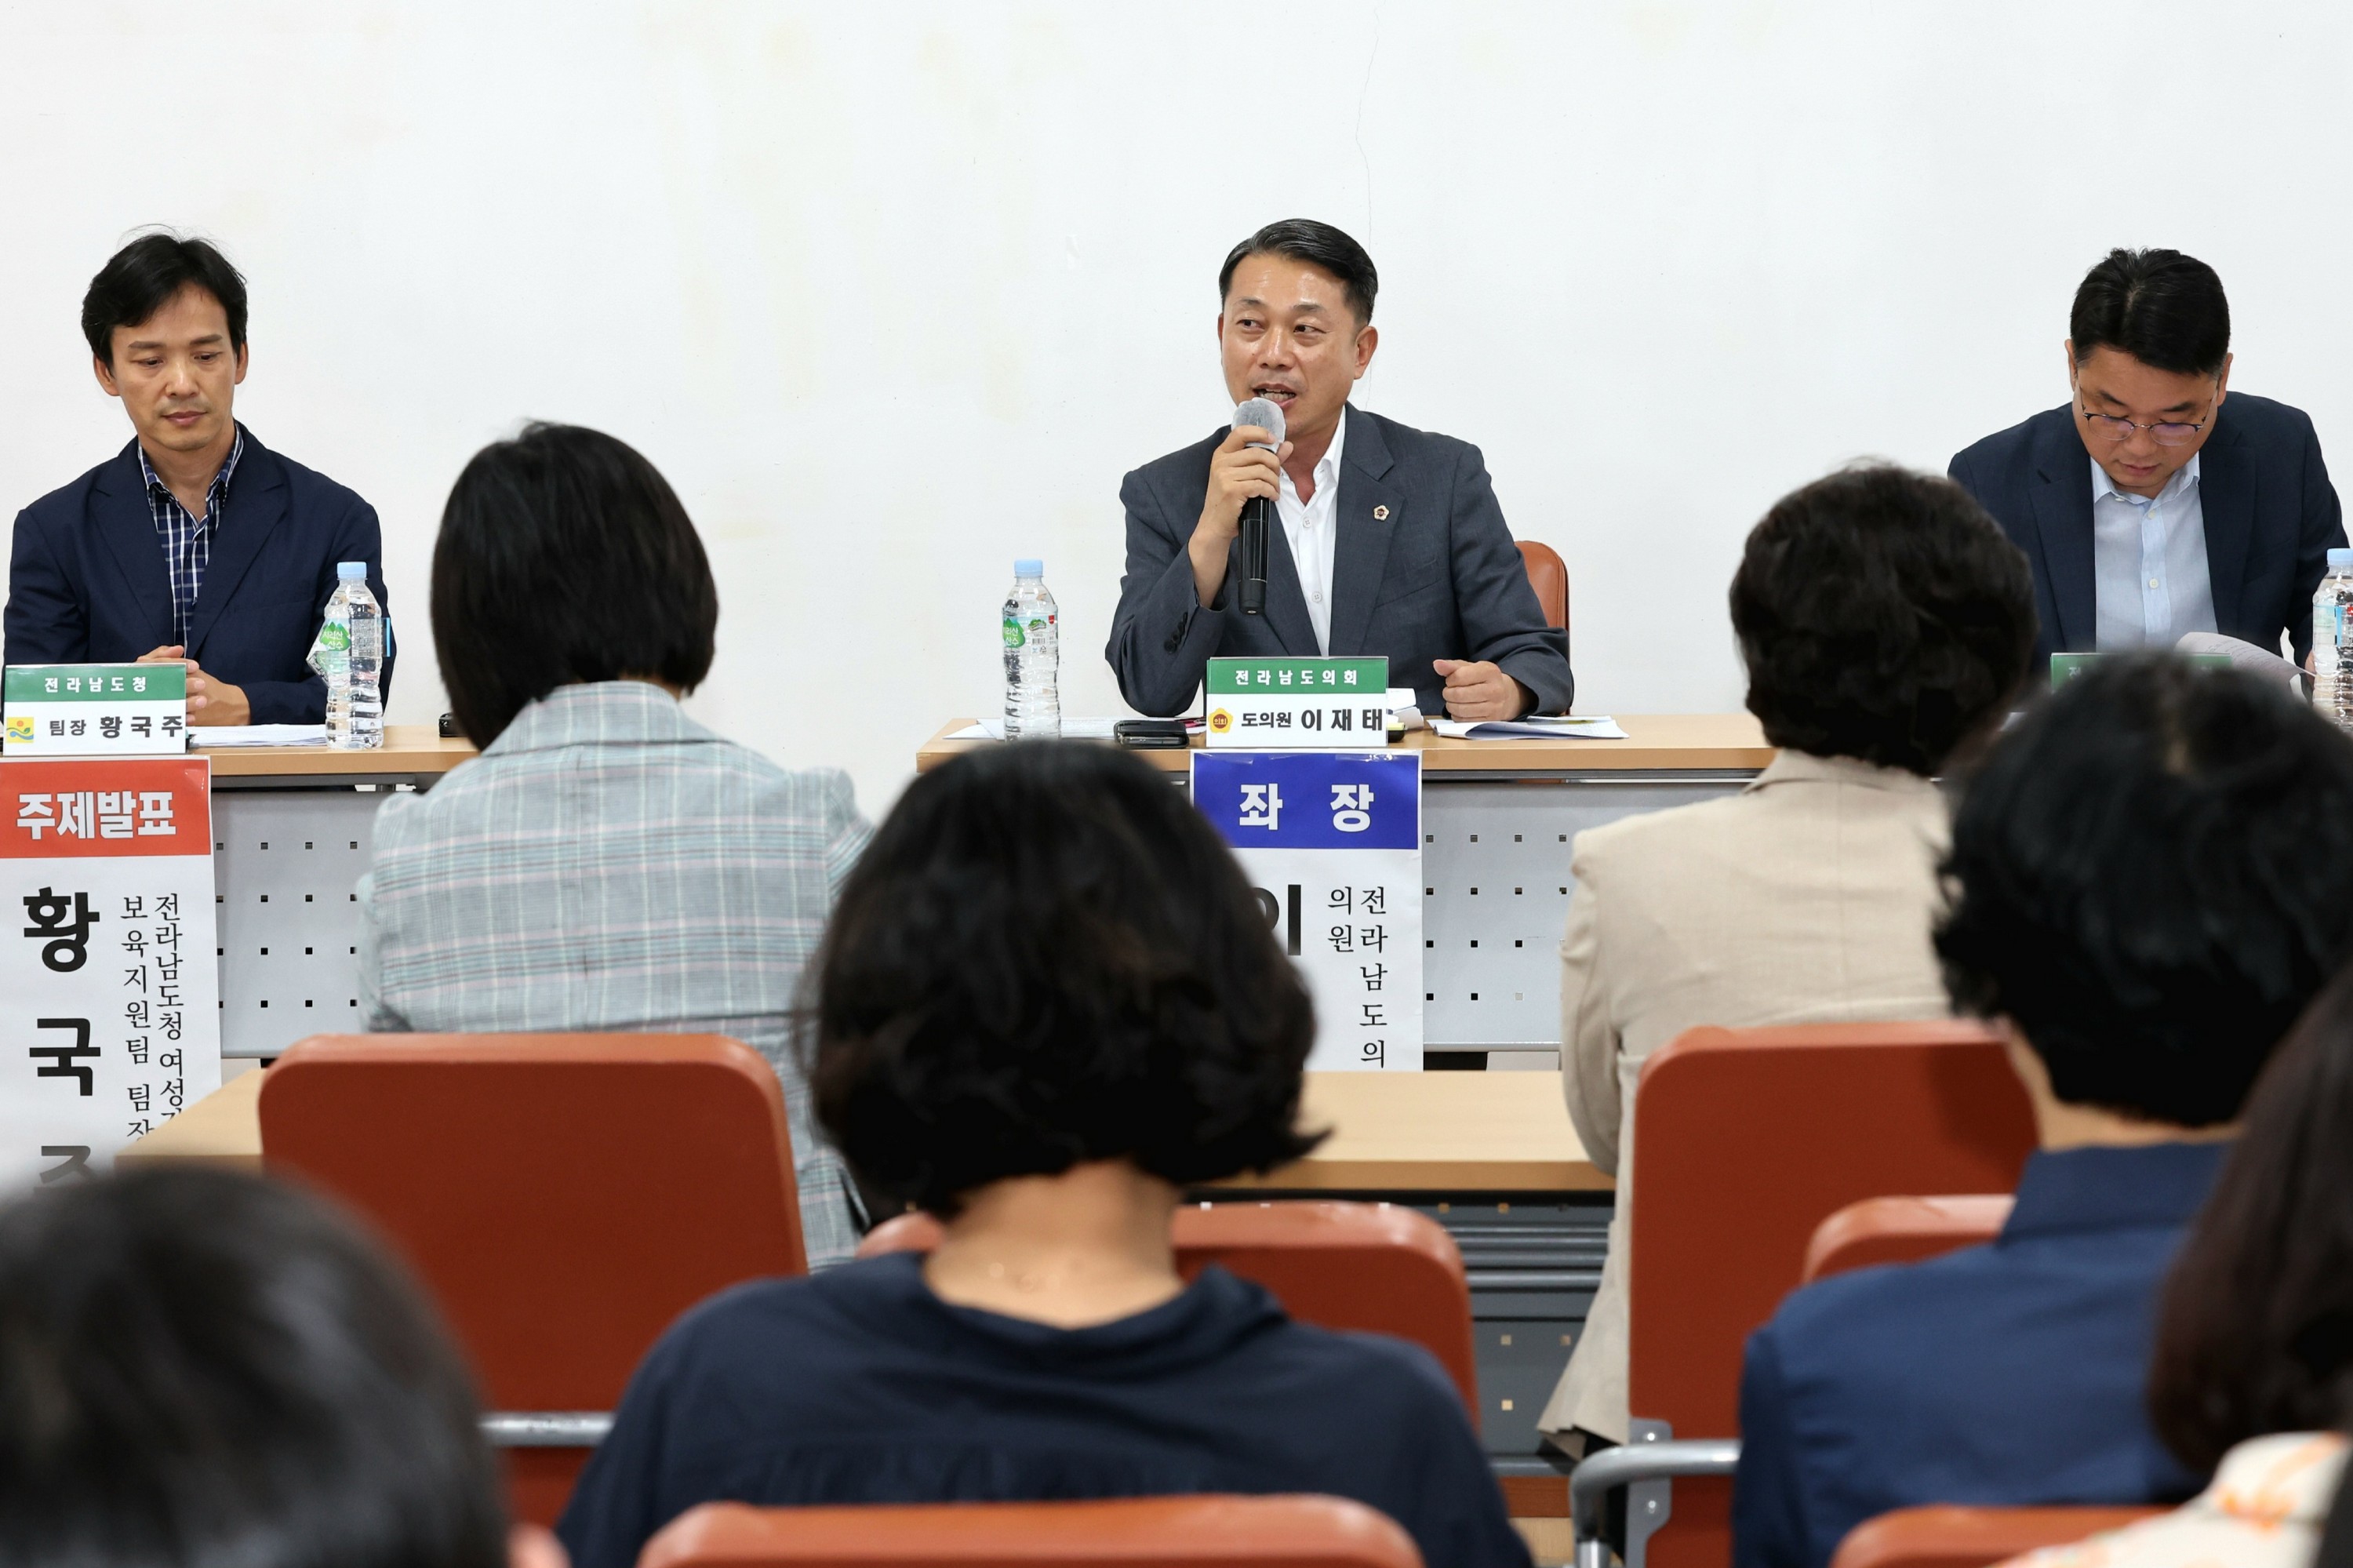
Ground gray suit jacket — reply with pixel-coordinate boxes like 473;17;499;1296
1106;405;1574;717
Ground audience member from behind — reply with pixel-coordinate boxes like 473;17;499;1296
357;423;871;1264
0;1166;563;1568
1733;655;2353;1568
1539;464;2035;1450
1988;965;2353;1566
556;742;1530;1568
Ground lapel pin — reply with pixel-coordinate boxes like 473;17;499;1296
1373;504;1390;520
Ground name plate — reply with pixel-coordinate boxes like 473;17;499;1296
4;665;189;756
1205;657;1388;750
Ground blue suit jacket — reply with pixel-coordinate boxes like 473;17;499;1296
1106;406;1574;717
1730;1142;2225;1568
5;428;392;725
1947;395;2343;669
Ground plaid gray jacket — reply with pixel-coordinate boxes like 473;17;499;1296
357;681;871;1266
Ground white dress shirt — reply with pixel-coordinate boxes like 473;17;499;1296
2090;453;2217;649
1277;408;1346;655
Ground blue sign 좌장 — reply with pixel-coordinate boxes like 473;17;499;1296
1191;751;1419;852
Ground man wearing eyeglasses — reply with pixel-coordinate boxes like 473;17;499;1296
1949;247;2342;672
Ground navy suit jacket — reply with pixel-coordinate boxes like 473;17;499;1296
1947;395;2343;669
1731;1142;2225;1568
5;428;392;725
1106;406;1574;718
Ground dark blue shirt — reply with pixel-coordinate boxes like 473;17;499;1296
1732;1142;2226;1568
558;1252;1530;1568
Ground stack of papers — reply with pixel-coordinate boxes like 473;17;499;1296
1429;715;1629;741
191;724;329;748
944;719;1124;741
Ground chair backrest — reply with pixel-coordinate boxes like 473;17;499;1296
257;1034;807;1524
1629;1021;2037;1568
643;1496;1424;1568
1516;540;1570;638
1827;1504;2160;1568
1802;1195;2017;1285
860;1200;1478;1417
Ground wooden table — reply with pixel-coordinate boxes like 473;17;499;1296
918;712;1774;775
122;1066;1606;1191
198;723;477;782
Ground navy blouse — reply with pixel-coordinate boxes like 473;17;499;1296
558;1252;1529;1568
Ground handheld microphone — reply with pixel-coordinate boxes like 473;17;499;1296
1232;397;1286;617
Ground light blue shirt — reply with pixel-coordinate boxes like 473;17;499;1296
2090;453;2217;649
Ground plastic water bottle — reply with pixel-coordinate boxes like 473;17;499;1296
1002;558;1060;741
2316;548;2353;733
311;562;384;749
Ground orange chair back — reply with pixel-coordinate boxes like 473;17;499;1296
860;1200;1478;1417
1628;1021;2037;1568
643;1496;1424;1568
1516;540;1570;636
1802;1195;2016;1285
1827;1504;2159;1568
258;1034;808;1525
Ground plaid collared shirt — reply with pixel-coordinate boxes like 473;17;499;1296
138;426;245;646
356;682;874;1267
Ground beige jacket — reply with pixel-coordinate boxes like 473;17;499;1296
2001;1433;2348;1568
1537;750;1951;1443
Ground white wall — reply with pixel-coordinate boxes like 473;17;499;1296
3;2;2349;814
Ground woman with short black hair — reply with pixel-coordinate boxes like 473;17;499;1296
358;422;870;1264
1541;463;2037;1451
556;741;1530;1568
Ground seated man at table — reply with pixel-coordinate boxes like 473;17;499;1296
0;1165;564;1568
1538;464;2036;1453
556;741;1530;1568
1947;247;2343;673
1731;654;2353;1568
6;232;393;723
1106;218;1573;722
358;422;869;1266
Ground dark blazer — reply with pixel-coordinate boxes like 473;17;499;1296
5;428;392;725
1948;394;2344;669
1731;1142;2224;1568
1107;405;1574;717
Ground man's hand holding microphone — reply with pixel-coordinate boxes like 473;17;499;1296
1189;418;1292;610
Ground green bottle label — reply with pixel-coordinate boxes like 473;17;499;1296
318;622;351;653
1002;617;1024;649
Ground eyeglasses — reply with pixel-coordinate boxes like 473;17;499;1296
2075;394;2213;447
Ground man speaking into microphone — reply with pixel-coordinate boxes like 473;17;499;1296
1107;219;1573;720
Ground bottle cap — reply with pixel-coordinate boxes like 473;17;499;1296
1014;558;1044;577
2332;549;2353;569
337;561;368;581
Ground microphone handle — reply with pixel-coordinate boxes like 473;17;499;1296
1237;497;1270;615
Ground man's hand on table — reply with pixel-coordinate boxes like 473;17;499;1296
138;646;252;726
1434;659;1533;722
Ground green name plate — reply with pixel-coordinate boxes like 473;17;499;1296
5;664;190;755
2050;651;2232;688
1204;657;1390;750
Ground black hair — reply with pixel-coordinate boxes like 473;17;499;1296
431;422;718;745
2070;248;2231;379
82;232;249;366
0;1166;507;1568
1936;655;2353;1126
1218;220;1378;325
804;740;1324;1215
1729;464;2035;776
2149;965;2353;1472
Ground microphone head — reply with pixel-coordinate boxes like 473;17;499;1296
1233;397;1287;449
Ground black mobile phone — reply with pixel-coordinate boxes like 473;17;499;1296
1114;719;1189;750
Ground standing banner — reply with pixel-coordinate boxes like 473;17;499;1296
0;756;220;1188
1193;750;1424;1070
